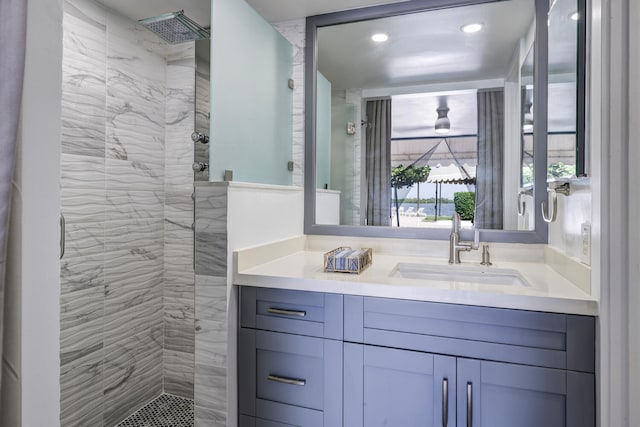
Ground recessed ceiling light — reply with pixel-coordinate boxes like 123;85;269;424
371;33;389;43
570;12;579;21
461;23;483;33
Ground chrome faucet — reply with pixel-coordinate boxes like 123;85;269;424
448;212;479;264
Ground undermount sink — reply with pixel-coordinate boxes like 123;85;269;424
390;262;530;287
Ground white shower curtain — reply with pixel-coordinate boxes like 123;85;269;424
0;0;28;396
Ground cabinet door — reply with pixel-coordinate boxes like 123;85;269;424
344;343;456;427
457;358;578;427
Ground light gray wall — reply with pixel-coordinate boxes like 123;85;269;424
3;0;63;425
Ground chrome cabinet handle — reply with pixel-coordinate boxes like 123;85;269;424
59;213;65;260
466;382;473;427
442;378;449;427
267;307;306;317
267;374;306;386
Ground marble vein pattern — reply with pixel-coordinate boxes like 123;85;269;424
193;279;227;384
194;318;228;368
60;351;104;427
102;326;164;426
195;185;227;234
61;153;105;191
194;222;229;425
194;51;210;182
274;19;306;187
60;0;197;424
164;299;195;353
164;350;195;398
195;364;227;413
61;1;106;158
164;41;196;400
195;406;227;427
195;233;228;276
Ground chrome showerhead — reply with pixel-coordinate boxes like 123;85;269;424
138;10;210;44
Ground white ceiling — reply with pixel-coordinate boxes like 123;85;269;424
318;0;534;90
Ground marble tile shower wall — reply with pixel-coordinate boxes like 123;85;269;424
194;184;229;426
194;53;210;182
164;44;196;399
60;0;195;425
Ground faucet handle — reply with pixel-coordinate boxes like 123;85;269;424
471;229;479;250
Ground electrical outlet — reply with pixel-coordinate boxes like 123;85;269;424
580;223;591;265
346;122;356;135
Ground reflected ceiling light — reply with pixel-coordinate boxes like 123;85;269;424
461;23;483;33
523;102;534;132
434;107;451;134
371;33;389;42
570;12;579;21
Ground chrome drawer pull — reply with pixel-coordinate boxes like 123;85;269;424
442;378;448;426
267;307;306;317
267;374;306;386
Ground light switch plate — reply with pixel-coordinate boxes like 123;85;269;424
580;223;591;265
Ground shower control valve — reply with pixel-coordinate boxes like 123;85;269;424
191;131;209;144
192;162;209;172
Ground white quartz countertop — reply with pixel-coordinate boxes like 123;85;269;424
234;249;598;316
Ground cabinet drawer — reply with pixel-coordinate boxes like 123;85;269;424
345;296;595;372
257;333;324;410
240;287;343;339
239;329;342;426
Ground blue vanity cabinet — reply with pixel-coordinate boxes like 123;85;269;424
239;287;595;427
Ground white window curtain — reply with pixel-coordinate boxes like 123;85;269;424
365;98;392;226
0;0;28;396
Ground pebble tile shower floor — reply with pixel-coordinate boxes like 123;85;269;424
115;394;194;427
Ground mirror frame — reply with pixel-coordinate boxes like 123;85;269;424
576;0;587;176
304;0;550;243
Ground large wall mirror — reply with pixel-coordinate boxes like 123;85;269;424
305;0;585;242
